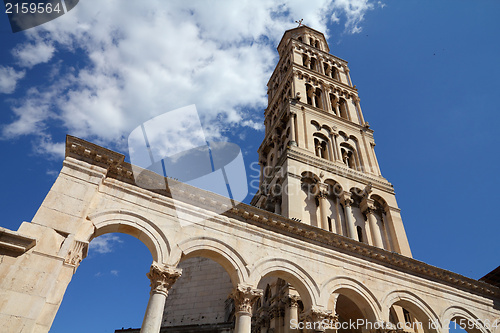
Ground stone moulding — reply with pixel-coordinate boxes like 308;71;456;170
0;226;36;255
64;135;500;300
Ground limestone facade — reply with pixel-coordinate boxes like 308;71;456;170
0;26;499;333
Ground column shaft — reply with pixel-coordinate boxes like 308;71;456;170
367;210;383;248
140;262;182;333
141;292;167;333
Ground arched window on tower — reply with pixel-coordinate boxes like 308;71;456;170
298;36;303;42
340;144;358;170
313;134;329;160
314;87;323;109
338;98;349;120
302;54;309;67
314;40;320;49
310;57;317;71
330;94;337;115
306;84;314;106
331;66;338;80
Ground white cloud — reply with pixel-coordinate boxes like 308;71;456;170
0;66;25;94
331;0;375;34
12;41;55;68
1;0;378;154
110;270;119;276
89;234;123;254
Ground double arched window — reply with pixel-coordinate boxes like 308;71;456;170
340;143;359;170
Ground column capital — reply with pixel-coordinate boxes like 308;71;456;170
146;262;182;297
316;190;328;199
302;307;338;332
360;197;376;214
230;284;263;314
282;294;301;308
340;192;353;206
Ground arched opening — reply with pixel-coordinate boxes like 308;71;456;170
340;143;359;170
310;57;317;71
327;287;379;333
330;93;338;114
387;297;439;333
313;135;329;160
338;98;349;119
302;53;309;67
254;268;316;333
306;84;314;106
162;256;235;331
325;180;345;236
301;172;320;227
51;233;153;332
315;87;323;109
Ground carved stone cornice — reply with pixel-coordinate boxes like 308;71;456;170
230;284;263;314
0;227;36;256
146;262;182;296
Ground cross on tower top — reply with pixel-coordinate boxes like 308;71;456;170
295;19;303;27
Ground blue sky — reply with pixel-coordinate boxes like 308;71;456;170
0;1;499;332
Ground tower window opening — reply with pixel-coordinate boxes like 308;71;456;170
314;88;323;109
302;54;309;67
310;57;317;71
327;217;333;232
356;226;364;243
306;84;314;106
330;94;337;114
331;66;338;80
314;135;329;160
315;40;320;48
341;147;357;169
338;98;349;119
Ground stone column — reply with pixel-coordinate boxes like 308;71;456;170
366;208;383;248
140;262;182;333
289;111;297;147
274;196;282;215
317;191;328;231
231;284;263;333
303;307;338;333
341;193;357;240
361;199;384;249
283;294;300;332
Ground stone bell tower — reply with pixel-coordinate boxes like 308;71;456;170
251;25;412;257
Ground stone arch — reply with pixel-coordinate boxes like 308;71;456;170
249;257;320;309
382;290;441;333
320;276;382;323
170;236;249;287
88;209;171;264
441;306;491;333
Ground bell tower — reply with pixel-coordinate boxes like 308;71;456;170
252;25;412;257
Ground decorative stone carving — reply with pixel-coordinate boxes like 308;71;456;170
64;240;88;268
302;307;338;332
146;262;182;296
282;294;301;308
230;284;263;314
